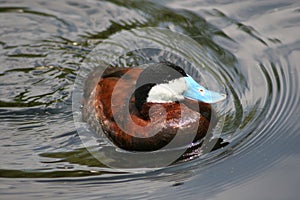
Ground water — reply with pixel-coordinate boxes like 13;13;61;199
1;0;300;199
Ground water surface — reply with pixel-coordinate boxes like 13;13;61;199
1;0;300;199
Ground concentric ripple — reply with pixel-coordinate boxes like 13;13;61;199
73;27;229;170
1;0;300;199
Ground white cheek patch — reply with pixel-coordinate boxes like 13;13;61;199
147;77;187;103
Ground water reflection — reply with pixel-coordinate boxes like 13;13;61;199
1;0;300;199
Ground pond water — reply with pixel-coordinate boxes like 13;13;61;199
1;0;300;199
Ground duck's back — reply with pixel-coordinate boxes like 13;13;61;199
83;67;213;151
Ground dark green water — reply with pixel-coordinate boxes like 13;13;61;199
1;0;300;199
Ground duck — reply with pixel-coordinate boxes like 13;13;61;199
82;61;226;152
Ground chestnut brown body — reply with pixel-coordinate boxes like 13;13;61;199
83;67;215;151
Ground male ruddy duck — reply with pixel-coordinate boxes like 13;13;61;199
83;62;226;151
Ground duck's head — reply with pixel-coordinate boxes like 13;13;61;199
134;62;226;112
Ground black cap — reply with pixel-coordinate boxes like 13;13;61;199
134;61;187;111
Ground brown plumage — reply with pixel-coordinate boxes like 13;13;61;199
83;67;217;151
